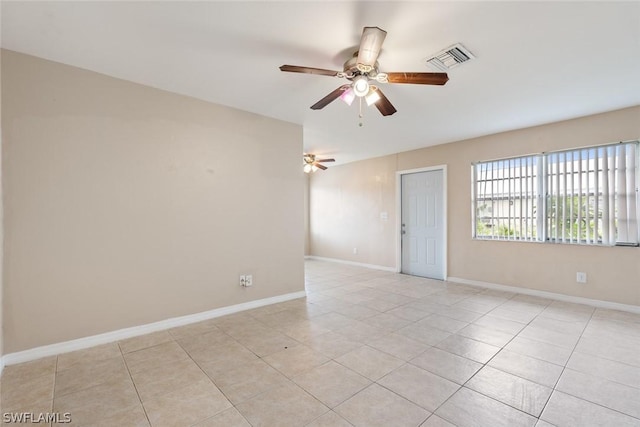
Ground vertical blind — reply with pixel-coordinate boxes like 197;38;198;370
472;141;639;246
473;155;540;241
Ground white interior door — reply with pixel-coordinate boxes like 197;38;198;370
401;169;445;280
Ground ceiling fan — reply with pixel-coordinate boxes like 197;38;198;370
303;154;335;173
280;26;449;117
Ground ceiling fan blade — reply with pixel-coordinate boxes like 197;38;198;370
386;72;449;85
373;88;397;116
315;158;335;163
313;162;328;170
310;85;350;110
356;27;387;69
279;65;340;77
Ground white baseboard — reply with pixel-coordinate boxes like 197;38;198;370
448;277;640;314
305;255;397;272
1;290;306;367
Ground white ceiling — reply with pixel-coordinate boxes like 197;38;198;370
2;1;639;165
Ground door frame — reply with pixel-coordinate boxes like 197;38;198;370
395;165;448;279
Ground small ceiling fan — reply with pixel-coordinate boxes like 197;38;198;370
303;154;335;173
280;26;449;117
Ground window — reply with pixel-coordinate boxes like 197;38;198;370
472;141;639;246
473;155;541;241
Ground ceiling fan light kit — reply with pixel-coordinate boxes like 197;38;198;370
280;26;450;124
365;88;381;106
352;75;370;97
340;88;356;106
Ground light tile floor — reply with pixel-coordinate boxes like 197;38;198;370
1;259;640;426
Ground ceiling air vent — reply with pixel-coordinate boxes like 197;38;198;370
424;43;475;72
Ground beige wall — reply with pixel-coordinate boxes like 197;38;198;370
0;44;3;360
1;50;304;353
310;106;640;306
304;174;310;256
310;155;398;267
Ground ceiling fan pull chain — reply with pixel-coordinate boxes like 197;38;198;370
358;97;364;127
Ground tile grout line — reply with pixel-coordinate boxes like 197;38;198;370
50;356;58;427
118;341;153;427
536;306;595;421
174;331;251;424
308;263;640;423
325;277;492;425
536;307;640;423
173;328;305;427
310;274;437;424
371;361;444;425
422;295;556;425
312;273;480;424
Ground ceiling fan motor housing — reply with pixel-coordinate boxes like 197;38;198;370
343;54;380;79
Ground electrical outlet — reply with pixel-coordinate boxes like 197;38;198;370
576;272;587;283
239;275;246;286
244;275;253;287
